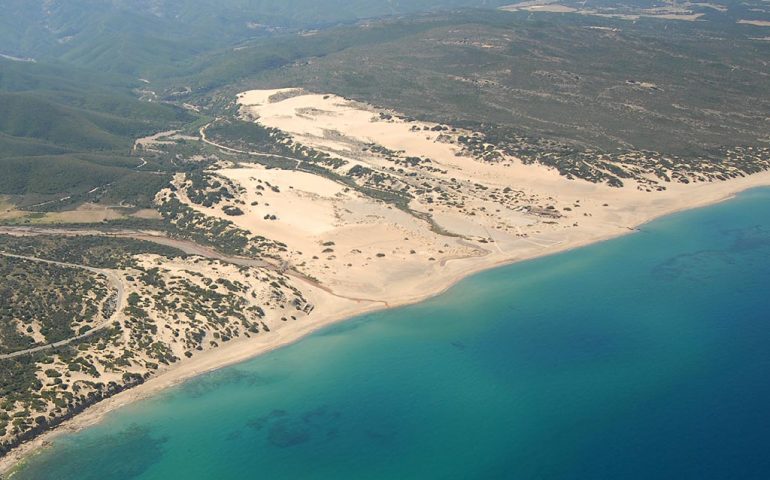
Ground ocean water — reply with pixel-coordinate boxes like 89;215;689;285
12;188;770;480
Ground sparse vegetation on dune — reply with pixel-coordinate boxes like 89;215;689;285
0;235;186;269
0;234;314;456
0;256;112;355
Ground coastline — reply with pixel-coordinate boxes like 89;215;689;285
3;173;770;476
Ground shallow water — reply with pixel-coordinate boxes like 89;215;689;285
14;188;770;479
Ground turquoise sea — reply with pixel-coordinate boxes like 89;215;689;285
13;188;770;479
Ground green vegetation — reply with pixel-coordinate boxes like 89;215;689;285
0;59;195;210
0;232;312;456
0;59;193;148
0;235;185;269
206;120;345;168
0;256;111;354
245;10;770;159
455;126;770;189
0;93;154;152
0;356;42;421
1;0;511;76
159;197;287;258
185;172;239;208
0;328;144;458
3;2;768;214
0;154;173;210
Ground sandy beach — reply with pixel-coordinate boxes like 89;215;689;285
5;171;770;476
3;88;770;475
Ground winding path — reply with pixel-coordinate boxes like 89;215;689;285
0;226;272;267
0;226;388;307
0;252;126;360
199;122;303;168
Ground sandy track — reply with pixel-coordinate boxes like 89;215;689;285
0;252;125;360
199;121;303;168
0;226;385;306
0;226;273;268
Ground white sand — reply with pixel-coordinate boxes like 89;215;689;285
738;20;770;26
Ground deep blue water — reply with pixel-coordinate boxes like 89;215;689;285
12;188;770;479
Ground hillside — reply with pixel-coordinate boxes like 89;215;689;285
0;59;194;208
227;10;770;157
0;0;511;76
0;93;141;152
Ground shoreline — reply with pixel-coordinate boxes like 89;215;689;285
3;174;770;476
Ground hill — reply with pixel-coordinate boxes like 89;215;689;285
0;0;511;76
219;10;770;157
0;58;194;207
